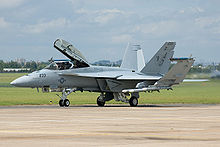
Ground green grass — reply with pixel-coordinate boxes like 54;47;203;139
140;80;220;104
0;87;100;105
0;73;220;105
0;73;27;87
186;73;210;79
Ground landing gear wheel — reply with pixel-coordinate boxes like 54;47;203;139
129;96;138;107
64;99;70;107
97;97;105;107
59;100;64;107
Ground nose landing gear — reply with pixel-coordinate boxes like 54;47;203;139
56;88;75;107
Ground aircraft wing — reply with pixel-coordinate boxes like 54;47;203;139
54;39;90;68
116;75;161;80
60;71;121;79
60;71;161;92
60;71;161;81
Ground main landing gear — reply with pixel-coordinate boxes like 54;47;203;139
97;94;105;106
56;88;75;107
129;96;138;107
96;92;139;107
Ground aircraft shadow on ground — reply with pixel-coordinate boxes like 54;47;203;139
69;104;215;108
0;104;177;109
0;104;214;109
69;104;183;108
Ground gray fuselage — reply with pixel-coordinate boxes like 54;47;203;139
11;65;158;93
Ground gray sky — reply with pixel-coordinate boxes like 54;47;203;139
0;0;220;63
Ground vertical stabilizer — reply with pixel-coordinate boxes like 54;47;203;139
141;42;175;75
120;43;145;71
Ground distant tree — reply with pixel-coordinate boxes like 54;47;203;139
0;60;4;72
6;61;21;68
23;61;48;71
37;62;48;70
24;61;36;71
24;62;31;68
189;66;202;73
217;63;220;71
0;59;219;73
30;61;37;71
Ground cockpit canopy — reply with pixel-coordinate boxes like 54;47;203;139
46;39;91;70
45;61;73;70
54;39;90;68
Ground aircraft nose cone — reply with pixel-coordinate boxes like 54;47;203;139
10;80;16;86
10;78;24;87
10;76;32;87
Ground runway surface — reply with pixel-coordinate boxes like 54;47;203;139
0;104;220;147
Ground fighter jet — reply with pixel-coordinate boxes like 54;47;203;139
10;39;194;107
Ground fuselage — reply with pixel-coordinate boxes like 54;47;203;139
11;65;156;92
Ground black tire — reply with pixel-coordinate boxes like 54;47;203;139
97;97;105;107
59;100;64;107
64;99;70;107
129;96;138;107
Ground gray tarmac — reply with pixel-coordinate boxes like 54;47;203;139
0;104;220;147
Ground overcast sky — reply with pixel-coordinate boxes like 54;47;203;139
0;0;220;63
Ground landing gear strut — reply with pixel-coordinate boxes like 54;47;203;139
57;88;75;107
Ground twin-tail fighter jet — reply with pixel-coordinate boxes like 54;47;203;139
10;39;194;107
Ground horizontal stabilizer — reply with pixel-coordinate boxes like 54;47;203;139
155;58;194;87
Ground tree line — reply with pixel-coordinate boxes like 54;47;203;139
0;60;219;73
189;63;220;73
0;60;48;72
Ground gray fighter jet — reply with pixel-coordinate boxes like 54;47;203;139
10;39;194;107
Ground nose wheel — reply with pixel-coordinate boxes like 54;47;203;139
59;100;64;107
64;99;70;107
59;99;70;107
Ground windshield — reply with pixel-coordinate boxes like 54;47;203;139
45;62;58;70
45;61;74;70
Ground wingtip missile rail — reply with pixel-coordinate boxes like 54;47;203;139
170;57;194;62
